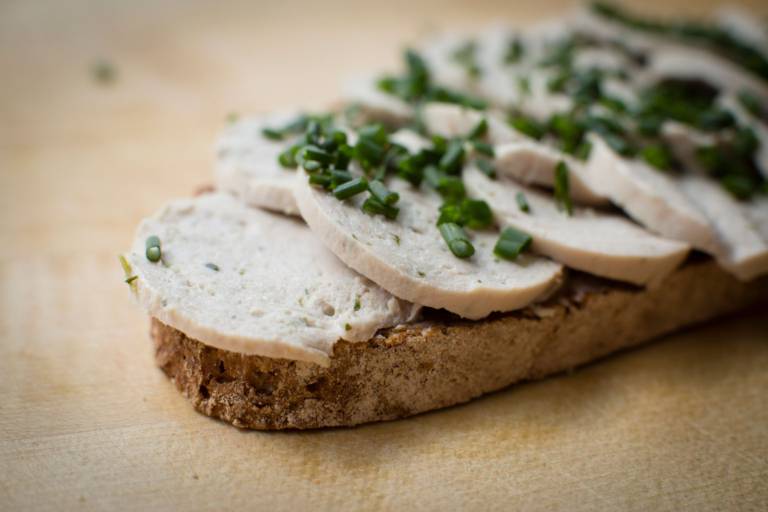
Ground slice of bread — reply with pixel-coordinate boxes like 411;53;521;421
152;259;768;430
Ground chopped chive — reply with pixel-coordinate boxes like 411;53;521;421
471;140;495;158
330;169;353;187
146;245;162;263
368;180;400;205
494;227;532;260
737;89;764;118
503;37;524;64
393;234;401;245
354;297;361;311
554;161;573;216
515;191;530;213
308;173;332;188
509;114;545;140
302;145;334;165
439;139;465;174
145;235;161;250
92;60;116;84
125;275;138;284
461;199;493;229
361;196;399;219
345;323;352;331
205;262;220;272
467;118;488;140
333;177;368;200
438;222;475;259
476;158;495;178
641;143;675;172
261;127;284;140
437;175;465;201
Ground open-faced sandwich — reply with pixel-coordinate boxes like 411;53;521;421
122;3;768;429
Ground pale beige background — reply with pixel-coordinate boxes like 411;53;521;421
1;1;767;510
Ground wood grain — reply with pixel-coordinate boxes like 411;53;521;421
1;1;767;510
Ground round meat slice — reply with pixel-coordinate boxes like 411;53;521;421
293;174;564;319
584;134;719;254
464;167;690;285
124;192;419;366
421;102;610;206
215;113;302;216
342;75;412;125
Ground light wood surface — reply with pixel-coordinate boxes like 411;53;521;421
2;1;767;510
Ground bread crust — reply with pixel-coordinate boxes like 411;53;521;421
151;260;768;430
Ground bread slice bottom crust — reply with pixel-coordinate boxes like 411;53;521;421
151;260;768;430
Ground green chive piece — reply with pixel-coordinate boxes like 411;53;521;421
303;160;322;172
368;180;400;205
516;191;530;213
641;143;675;172
477;158;496;178
333;177;368;200
308;173;332;188
146;245;162;263
494;227;532;261
471;140;495;158
438;222;475;259
261;127;284;140
205;262;220;272
554;161;573;216
503;37;525;64
354;297;361;311
345;323;352;331
467;118;488;140
437;175;466;201
737;89;764;118
302;145;334;165
361;196;399;220
439;140;465;174
145;235;161;250
92;60;116;84
461;199;493;229
125;275;138;284
330;169;353;186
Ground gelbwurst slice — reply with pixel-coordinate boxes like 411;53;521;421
464;167;689;285
342;75;412;124
678;176;768;281
293;175;563;319
494;142;610;206
422;102;522;145
584;134;719;253
125;193;418;367
422;102;610;206
215;114;301;215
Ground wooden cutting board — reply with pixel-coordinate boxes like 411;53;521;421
1;1;767;510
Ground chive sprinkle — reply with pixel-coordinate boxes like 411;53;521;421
467;118;488;140
368;180;400;205
125;275;138;284
145;236;162;263
362;196;399;220
354;297;361;311
333;177;368;200
554;161;573;216
146;246;161;263
477;158;496;178
516;191;530;213
438;222;475;259
494;227;532;261
205;262;220;271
